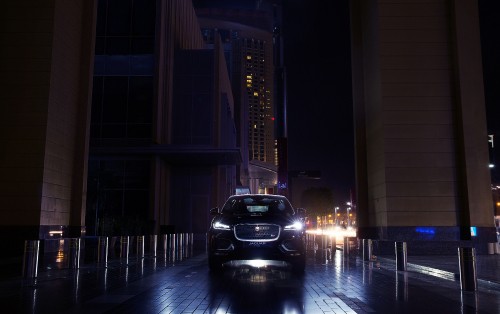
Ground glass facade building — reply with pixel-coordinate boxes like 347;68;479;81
87;0;240;235
87;0;156;235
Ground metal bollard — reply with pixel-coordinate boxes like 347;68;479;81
120;236;129;261
487;243;495;255
137;235;145;259
171;234;176;256
161;234;168;252
150;235;157;257
22;240;40;278
343;237;350;255
98;236;108;265
189;233;194;256
458;247;477;291
362;239;373;261
395;241;407;271
69;238;81;269
344;237;351;255
178;233;184;259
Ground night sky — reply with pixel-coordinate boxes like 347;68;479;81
283;0;354;201
478;0;500;184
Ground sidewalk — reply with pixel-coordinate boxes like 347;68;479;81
376;253;500;288
1;248;499;313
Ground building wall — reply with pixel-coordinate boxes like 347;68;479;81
351;0;495;248
87;0;239;236
0;0;96;243
168;35;238;233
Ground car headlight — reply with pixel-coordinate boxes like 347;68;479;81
213;221;231;230
284;221;303;231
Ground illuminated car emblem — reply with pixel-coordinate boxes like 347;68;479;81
255;226;269;231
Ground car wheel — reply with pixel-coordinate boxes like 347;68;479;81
208;254;223;273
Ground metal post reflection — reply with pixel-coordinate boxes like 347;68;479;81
73;269;80;303
152;255;157;271
30;288;38;313
460;290;479;314
395;271;408;301
139;258;144;277
103;268;108;290
69;238;81;269
362;261;373;284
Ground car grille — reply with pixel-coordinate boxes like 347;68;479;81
234;224;280;241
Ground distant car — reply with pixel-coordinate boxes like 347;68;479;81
207;194;306;273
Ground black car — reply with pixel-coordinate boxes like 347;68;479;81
207;194;306;273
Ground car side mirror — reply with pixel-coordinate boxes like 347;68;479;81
210;207;219;215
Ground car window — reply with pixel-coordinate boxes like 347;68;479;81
221;196;294;215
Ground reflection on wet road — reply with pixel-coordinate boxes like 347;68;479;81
102;247;499;314
206;268;306;314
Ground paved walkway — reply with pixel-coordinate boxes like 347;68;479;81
377;254;500;287
0;247;499;313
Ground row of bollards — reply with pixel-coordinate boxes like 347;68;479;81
306;234;478;292
389;242;477;292
97;234;193;265
353;239;478;292
23;233;195;279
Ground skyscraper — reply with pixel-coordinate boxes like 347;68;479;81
195;3;281;194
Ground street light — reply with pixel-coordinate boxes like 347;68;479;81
334;207;339;226
346;202;352;228
347;206;351;227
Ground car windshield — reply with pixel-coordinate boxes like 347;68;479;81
221;196;295;215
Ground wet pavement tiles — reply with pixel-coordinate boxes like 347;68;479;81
0;248;499;314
